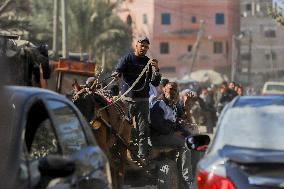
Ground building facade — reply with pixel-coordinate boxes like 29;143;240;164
239;0;284;88
115;0;240;79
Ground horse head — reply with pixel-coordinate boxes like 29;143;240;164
73;91;109;123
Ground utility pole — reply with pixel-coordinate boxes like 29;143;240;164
247;31;252;86
52;0;59;58
188;20;205;74
269;44;278;80
269;45;274;79
61;0;68;58
231;34;243;81
231;35;236;81
101;47;106;73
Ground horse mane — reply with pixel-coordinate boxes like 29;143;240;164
92;92;109;107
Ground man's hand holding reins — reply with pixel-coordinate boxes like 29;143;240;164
150;59;159;72
111;71;121;81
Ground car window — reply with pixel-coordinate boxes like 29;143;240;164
24;101;62;188
211;105;284;152
266;84;284;91
29;118;59;159
25;101;61;160
47;100;88;154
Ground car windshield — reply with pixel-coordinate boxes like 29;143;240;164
266;84;284;91
211;105;284;152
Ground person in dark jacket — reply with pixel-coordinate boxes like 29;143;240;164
150;82;193;189
200;87;216;133
112;36;161;162
217;81;236;115
228;81;238;97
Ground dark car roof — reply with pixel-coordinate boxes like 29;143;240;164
6;85;64;100
232;96;284;107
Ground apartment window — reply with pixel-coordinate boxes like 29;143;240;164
160;66;176;73
246;3;252;11
160;42;169;54
127;15;132;27
191;16;197;23
187;45;193;52
161;13;171;25
143;14;148;24
241;53;251;61
265;30;276;38
213;42;223;54
215;13;225;25
265;51;277;60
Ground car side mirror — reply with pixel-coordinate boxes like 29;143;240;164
186;135;210;151
36;155;75;189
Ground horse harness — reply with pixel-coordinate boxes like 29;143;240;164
89;91;148;166
90;90;131;133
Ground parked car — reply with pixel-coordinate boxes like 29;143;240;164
0;86;112;189
262;81;284;95
188;96;284;189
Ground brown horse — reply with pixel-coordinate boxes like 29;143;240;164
74;91;132;189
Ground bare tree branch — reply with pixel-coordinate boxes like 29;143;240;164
0;0;13;15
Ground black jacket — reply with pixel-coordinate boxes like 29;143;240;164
150;95;190;137
150;100;176;136
115;52;161;98
217;90;236;114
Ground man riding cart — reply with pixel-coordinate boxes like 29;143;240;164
71;36;210;189
112;36;161;164
111;36;206;189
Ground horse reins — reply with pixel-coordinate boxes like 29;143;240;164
90;61;152;168
96;60;152;115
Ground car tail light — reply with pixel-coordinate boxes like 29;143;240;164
197;170;236;189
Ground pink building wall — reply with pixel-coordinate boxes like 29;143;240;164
116;0;240;79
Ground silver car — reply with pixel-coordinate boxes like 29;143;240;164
191;96;284;189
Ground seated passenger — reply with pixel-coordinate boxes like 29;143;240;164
149;82;193;189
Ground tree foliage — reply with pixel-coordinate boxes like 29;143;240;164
268;7;284;26
68;0;132;73
0;0;31;35
1;0;132;73
28;0;53;45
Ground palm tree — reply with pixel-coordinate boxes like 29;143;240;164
0;0;31;35
68;0;132;74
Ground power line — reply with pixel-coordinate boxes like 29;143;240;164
188;21;205;74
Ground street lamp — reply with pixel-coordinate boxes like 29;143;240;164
231;34;243;81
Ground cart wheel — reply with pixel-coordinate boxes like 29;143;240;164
157;159;179;189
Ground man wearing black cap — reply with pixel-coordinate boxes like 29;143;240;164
112;36;161;163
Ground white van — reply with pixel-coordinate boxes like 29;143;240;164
262;81;284;95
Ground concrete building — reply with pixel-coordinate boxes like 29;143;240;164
115;0;240;79
239;0;284;88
